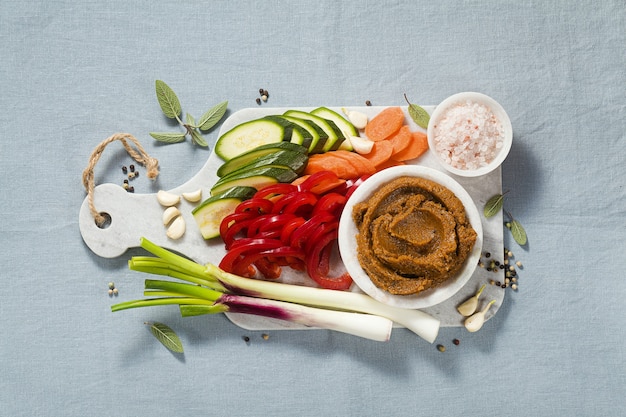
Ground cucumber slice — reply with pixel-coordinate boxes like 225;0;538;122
215;119;288;161
217;149;309;178
277;115;329;154
191;186;257;239
210;165;299;196
216;142;307;177
311;107;359;142
263;115;313;150
283;110;343;153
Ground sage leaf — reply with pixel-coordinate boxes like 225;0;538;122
190;129;208;147
404;93;430;129
149;132;187;143
147;322;184;353
198;101;228;131
155;80;182;119
186;113;197;128
484;194;505;218
510;220;527;246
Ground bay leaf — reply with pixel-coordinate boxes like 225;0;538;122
404;94;430;129
484;194;505;218
510;220;527;246
149;132;187;143
155;80;182;119
148;322;184;353
198;101;228;131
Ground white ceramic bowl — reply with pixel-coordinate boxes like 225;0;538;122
338;165;483;309
427;92;512;177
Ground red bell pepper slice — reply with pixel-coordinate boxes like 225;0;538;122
270;191;318;215
305;229;352;290
235;197;274;215
312;193;347;217
297;171;345;195
253;183;297;200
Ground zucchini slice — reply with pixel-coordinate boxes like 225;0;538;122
191;186;257;239
218;149;309;178
215;119;287;161
311;107;359;141
210;165;299;196
216;142;307;177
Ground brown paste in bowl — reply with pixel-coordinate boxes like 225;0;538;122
352;176;477;295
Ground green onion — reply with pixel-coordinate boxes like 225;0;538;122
112;238;440;343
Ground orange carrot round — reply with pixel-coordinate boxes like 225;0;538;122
362;140;395;168
364;107;405;141
393;131;429;161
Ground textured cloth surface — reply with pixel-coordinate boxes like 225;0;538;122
1;1;624;416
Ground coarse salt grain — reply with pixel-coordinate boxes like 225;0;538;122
432;100;504;171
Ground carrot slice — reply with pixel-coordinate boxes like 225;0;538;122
393;131;429;161
387;125;412;156
375;158;405;171
332;150;377;176
362;140;395;168
304;154;358;180
364;107;405;141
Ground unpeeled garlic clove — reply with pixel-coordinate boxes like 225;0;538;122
157;190;180;207
342;108;368;129
347;135;375;155
166;215;186;240
464;299;496;332
456;284;486;316
182;189;202;203
162;206;181;225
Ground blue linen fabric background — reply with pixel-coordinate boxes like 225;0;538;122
1;1;624;416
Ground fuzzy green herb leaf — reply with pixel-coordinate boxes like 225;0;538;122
147;322;184;353
484;193;505;218
510;220;527;246
404;93;430;129
198;101;228;131
149;132;187;143
185;113;197;128
190;129;208;147
155;80;182;119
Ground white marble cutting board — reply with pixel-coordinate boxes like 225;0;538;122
79;106;506;329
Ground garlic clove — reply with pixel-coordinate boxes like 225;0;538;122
162;206;181;225
166;215;186;240
347;135;375;155
157;190;180;207
464;299;496;332
456;284;486;316
182;189;203;203
342;108;368;129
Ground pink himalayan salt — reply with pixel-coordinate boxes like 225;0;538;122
432;100;504;171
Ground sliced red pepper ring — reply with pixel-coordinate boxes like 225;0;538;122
289;213;336;250
235;198;274;215
219;238;286;274
297;171;344;195
253;183;298;200
220;212;259;249
306;229;352;290
238;247;306;279
280;217;307;244
312;193;347;217
304;220;339;253
245;213;296;238
271;190;318;215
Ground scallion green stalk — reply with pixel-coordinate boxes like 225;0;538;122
122;238;440;343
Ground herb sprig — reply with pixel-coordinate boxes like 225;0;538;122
150;80;228;147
